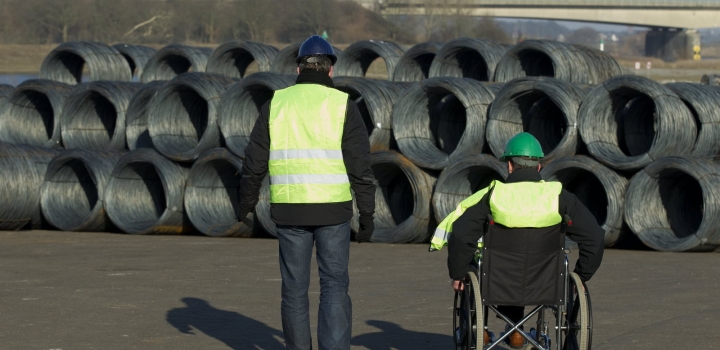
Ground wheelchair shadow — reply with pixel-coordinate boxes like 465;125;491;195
166;297;285;350
351;320;452;350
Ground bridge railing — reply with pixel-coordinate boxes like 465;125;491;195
380;0;720;8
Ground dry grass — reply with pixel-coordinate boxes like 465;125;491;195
0;44;56;73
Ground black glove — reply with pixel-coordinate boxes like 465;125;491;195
355;215;374;243
238;212;253;229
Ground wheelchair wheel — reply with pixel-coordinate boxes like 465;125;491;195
453;272;483;350
562;272;591;350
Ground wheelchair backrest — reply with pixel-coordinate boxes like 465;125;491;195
480;224;566;306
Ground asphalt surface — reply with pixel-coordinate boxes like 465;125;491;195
0;230;719;350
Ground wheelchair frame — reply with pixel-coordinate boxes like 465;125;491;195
453;250;592;350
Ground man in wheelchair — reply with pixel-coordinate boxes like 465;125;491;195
431;132;604;349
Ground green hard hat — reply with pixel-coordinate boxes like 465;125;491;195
499;132;544;161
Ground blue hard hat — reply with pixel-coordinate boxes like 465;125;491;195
296;35;337;64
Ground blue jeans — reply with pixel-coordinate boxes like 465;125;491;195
277;221;352;350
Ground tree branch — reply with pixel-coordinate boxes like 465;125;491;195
123;15;161;38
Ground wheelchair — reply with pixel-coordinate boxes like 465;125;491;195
453;216;592;350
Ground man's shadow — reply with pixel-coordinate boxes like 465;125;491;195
351;320;452;350
166;297;284;350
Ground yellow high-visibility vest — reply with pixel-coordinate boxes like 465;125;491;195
429;180;562;252
268;83;352;204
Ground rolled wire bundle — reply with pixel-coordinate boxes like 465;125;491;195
40;149;125;232
256;176;277;237
665;83;720;156
333;76;404;152
493;40;584;84
350;151;436;243
206;40;280;79
39;41;132;84
700;74;720;86
334;40;405;80
104;148;191;234
0;79;72;148
392;41;442;82
432;154;507;222
112;43;157;80
486;76;587;164
0;142;58;230
148;73;237;162
218;72;295;158
270;42;342;75
141;44;214;83
578;75;696;171
125;81;166;150
392;77;497;170
428;38;508;81
184;148;254;237
61;81;141;150
572;44;623;84
541;155;628;247
624;156;720;252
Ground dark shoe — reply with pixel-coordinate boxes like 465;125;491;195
508;330;525;348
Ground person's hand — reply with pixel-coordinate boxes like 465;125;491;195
452;279;465;292
355;215;374;242
238;211;253;228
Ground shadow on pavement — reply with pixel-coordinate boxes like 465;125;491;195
351;320;452;350
166;297;285;350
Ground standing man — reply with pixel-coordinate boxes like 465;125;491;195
236;35;376;350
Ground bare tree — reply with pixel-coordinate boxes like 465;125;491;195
474;16;510;43
232;0;276;41
29;0;83;42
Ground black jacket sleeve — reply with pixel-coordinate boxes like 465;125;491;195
237;101;271;216
560;190;605;282
342;100;375;217
447;194;490;280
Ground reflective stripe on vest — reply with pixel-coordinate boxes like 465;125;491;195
429;186;491;252
489;180;562;228
268;84;351;204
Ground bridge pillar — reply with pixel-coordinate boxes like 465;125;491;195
645;28;700;61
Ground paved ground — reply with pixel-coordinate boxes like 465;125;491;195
0;231;719;350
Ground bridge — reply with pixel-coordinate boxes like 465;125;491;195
352;0;720;60
366;0;720;29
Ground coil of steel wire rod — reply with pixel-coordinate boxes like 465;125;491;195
578;75;696;170
432;154;507;222
206;40;279;79
0;143;58;230
125;81;166;150
148;73;237;162
486;76;586;164
112;43;157;80
0;79;72;148
350;151;437;243
40;149;125;232
334;40;405;80
428;38;508;81
270;42;342;75
494;40;621;84
39;41;132;84
61;81;141;150
141;44;213;83
392;77;497;170
541;155;628;247
393;42;442;82
333;76;404;152
184;148;255;237
700;74;720;86
218;72;295;158
665;83;720;157
105;148;191;234
625;156;720;251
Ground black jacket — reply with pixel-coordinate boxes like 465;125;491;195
237;71;376;226
447;168;605;282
